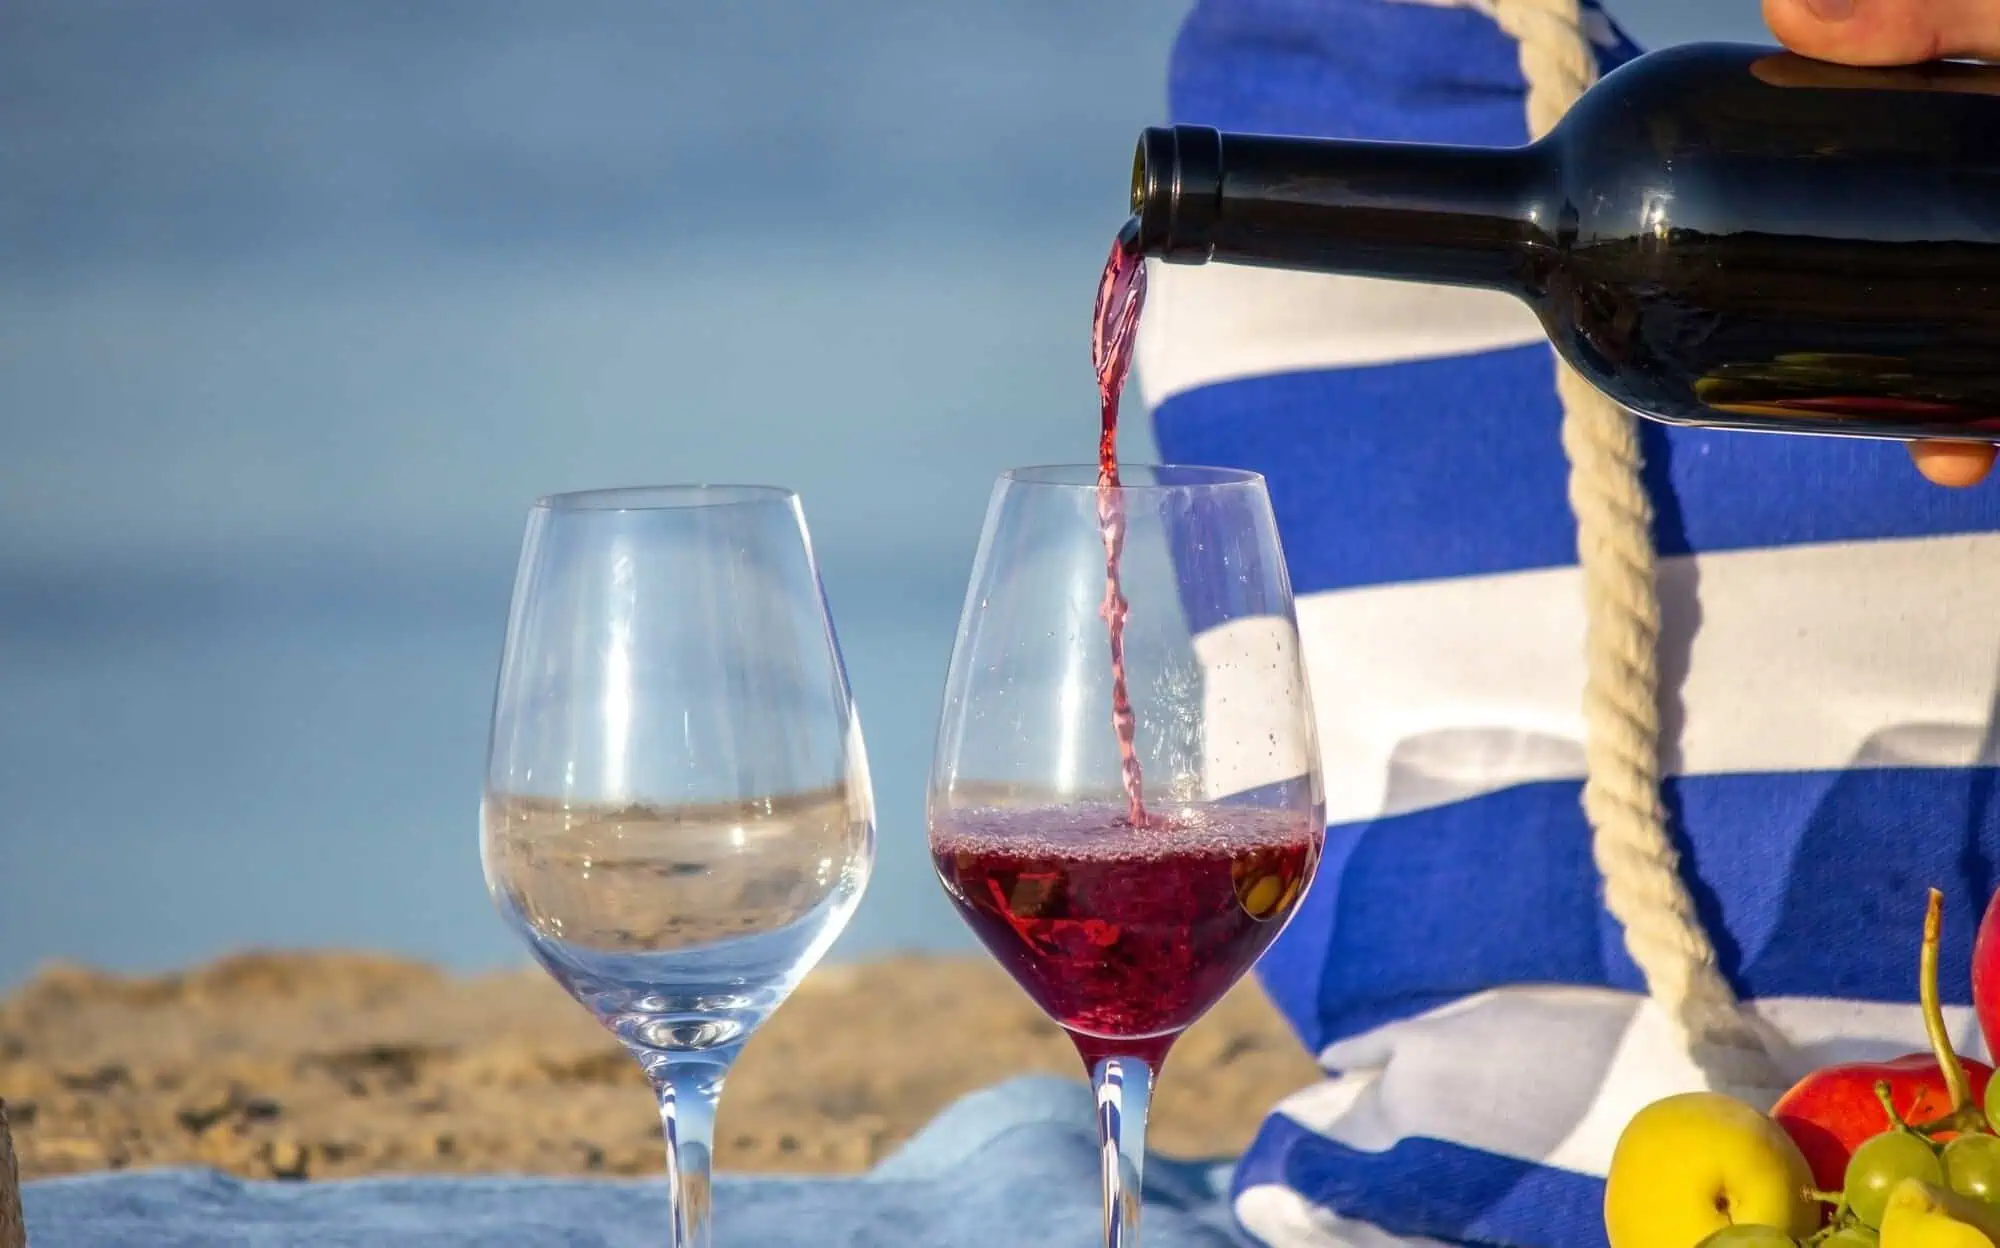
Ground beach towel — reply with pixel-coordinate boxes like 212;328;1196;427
1141;0;2000;1244
21;1077;1252;1248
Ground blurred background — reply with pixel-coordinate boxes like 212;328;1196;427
0;0;1763;989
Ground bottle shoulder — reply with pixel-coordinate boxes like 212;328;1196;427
1547;43;2000;253
1529;47;2000;437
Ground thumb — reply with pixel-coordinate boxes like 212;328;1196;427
1763;0;2000;64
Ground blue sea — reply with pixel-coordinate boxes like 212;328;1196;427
0;0;1756;989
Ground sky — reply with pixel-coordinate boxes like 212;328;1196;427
0;0;1771;987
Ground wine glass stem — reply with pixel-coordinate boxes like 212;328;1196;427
1091;1055;1155;1248
649;1057;727;1248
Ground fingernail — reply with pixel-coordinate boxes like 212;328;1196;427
1804;0;1855;20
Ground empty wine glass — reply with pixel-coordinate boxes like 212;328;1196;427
929;465;1323;1247
483;486;874;1247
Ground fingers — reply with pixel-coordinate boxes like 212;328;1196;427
1763;0;2000;64
1909;441;1998;486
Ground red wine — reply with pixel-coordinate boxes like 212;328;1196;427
932;803;1320;1066
1091;223;1149;827
1128;45;2000;442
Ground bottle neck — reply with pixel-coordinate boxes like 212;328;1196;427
1130;125;1548;294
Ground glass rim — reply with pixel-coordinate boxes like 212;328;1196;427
1000;463;1265;491
532;484;800;513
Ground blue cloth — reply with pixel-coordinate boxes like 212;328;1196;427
22;1077;1251;1247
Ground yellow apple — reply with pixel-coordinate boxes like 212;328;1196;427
1603;1091;1819;1248
1880;1178;2000;1246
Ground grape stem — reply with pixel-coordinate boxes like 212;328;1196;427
1916;888;1985;1132
1804;1215;1863;1247
1803;1217;1848;1246
1874;1080;1909;1132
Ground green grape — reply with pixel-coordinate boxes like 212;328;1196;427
1693;1227;1797;1247
1845;1129;1945;1228
1942;1131;2000;1203
1820;1227;1879;1248
1987;1077;2000;1137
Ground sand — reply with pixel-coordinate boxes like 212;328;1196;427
0;951;1320;1183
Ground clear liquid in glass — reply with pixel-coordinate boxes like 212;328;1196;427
483;788;870;1069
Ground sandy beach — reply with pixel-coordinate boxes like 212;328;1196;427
0;951;1319;1183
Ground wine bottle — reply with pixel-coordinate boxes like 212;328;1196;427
1128;44;2000;441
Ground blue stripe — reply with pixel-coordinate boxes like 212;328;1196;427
1235;1114;1607;1247
1170;0;1536;145
1153;351;2000;602
1255;768;2000;1053
1170;0;1637;147
1156;349;1574;599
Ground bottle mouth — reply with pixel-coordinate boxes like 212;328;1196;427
1128;125;1221;263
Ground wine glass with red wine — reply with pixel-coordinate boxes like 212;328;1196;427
928;464;1324;1247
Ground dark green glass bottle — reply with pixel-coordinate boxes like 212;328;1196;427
1129;44;2000;441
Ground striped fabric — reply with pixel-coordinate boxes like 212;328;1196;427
1140;2;2000;1245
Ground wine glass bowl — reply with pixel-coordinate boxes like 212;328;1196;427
483;485;873;1246
930;800;1319;1065
484;787;869;1052
929;464;1322;1245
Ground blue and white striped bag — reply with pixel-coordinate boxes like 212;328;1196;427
1138;2;2000;1244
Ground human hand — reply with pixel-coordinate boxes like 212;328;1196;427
1761;0;2000;485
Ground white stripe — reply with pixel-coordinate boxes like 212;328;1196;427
1194;615;1318;802
1275;985;1988;1179
1133;260;1544;410
1199;532;2000;824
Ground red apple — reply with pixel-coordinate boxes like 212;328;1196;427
1973;885;2000;1063
1773;1053;1995;1192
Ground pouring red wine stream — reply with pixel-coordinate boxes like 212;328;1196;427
1092;221;1150;828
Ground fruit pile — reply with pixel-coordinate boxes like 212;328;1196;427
1606;889;2000;1247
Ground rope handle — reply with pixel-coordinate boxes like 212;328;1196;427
1488;0;1787;1104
